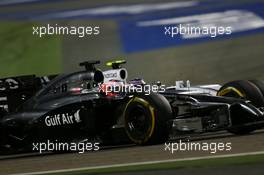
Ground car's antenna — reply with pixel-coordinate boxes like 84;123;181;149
79;60;100;71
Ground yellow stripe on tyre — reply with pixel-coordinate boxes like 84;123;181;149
124;97;155;144
217;87;245;97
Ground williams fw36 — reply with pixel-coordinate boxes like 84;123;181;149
0;60;264;153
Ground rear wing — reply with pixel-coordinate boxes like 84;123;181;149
0;75;57;112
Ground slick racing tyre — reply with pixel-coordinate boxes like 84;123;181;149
217;80;264;107
124;93;172;145
217;80;264;135
249;80;264;98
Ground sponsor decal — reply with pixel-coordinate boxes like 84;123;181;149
104;72;118;79
0;96;8;111
45;109;81;127
0;78;19;91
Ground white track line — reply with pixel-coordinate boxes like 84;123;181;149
13;150;264;175
33;1;198;20
0;0;41;6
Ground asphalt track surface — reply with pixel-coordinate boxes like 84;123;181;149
0;129;263;175
0;1;264;175
107;164;264;175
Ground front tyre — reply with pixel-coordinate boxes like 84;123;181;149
124;93;172;145
217;80;264;135
249;80;264;98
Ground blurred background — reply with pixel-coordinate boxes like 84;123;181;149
0;0;264;85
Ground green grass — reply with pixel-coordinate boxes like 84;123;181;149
46;154;264;175
0;22;62;78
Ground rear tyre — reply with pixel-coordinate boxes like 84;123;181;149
124;93;172;145
217;80;264;135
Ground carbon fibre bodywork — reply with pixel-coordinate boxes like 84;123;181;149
0;61;263;153
162;91;264;135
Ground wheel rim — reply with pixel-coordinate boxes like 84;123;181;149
126;104;152;141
